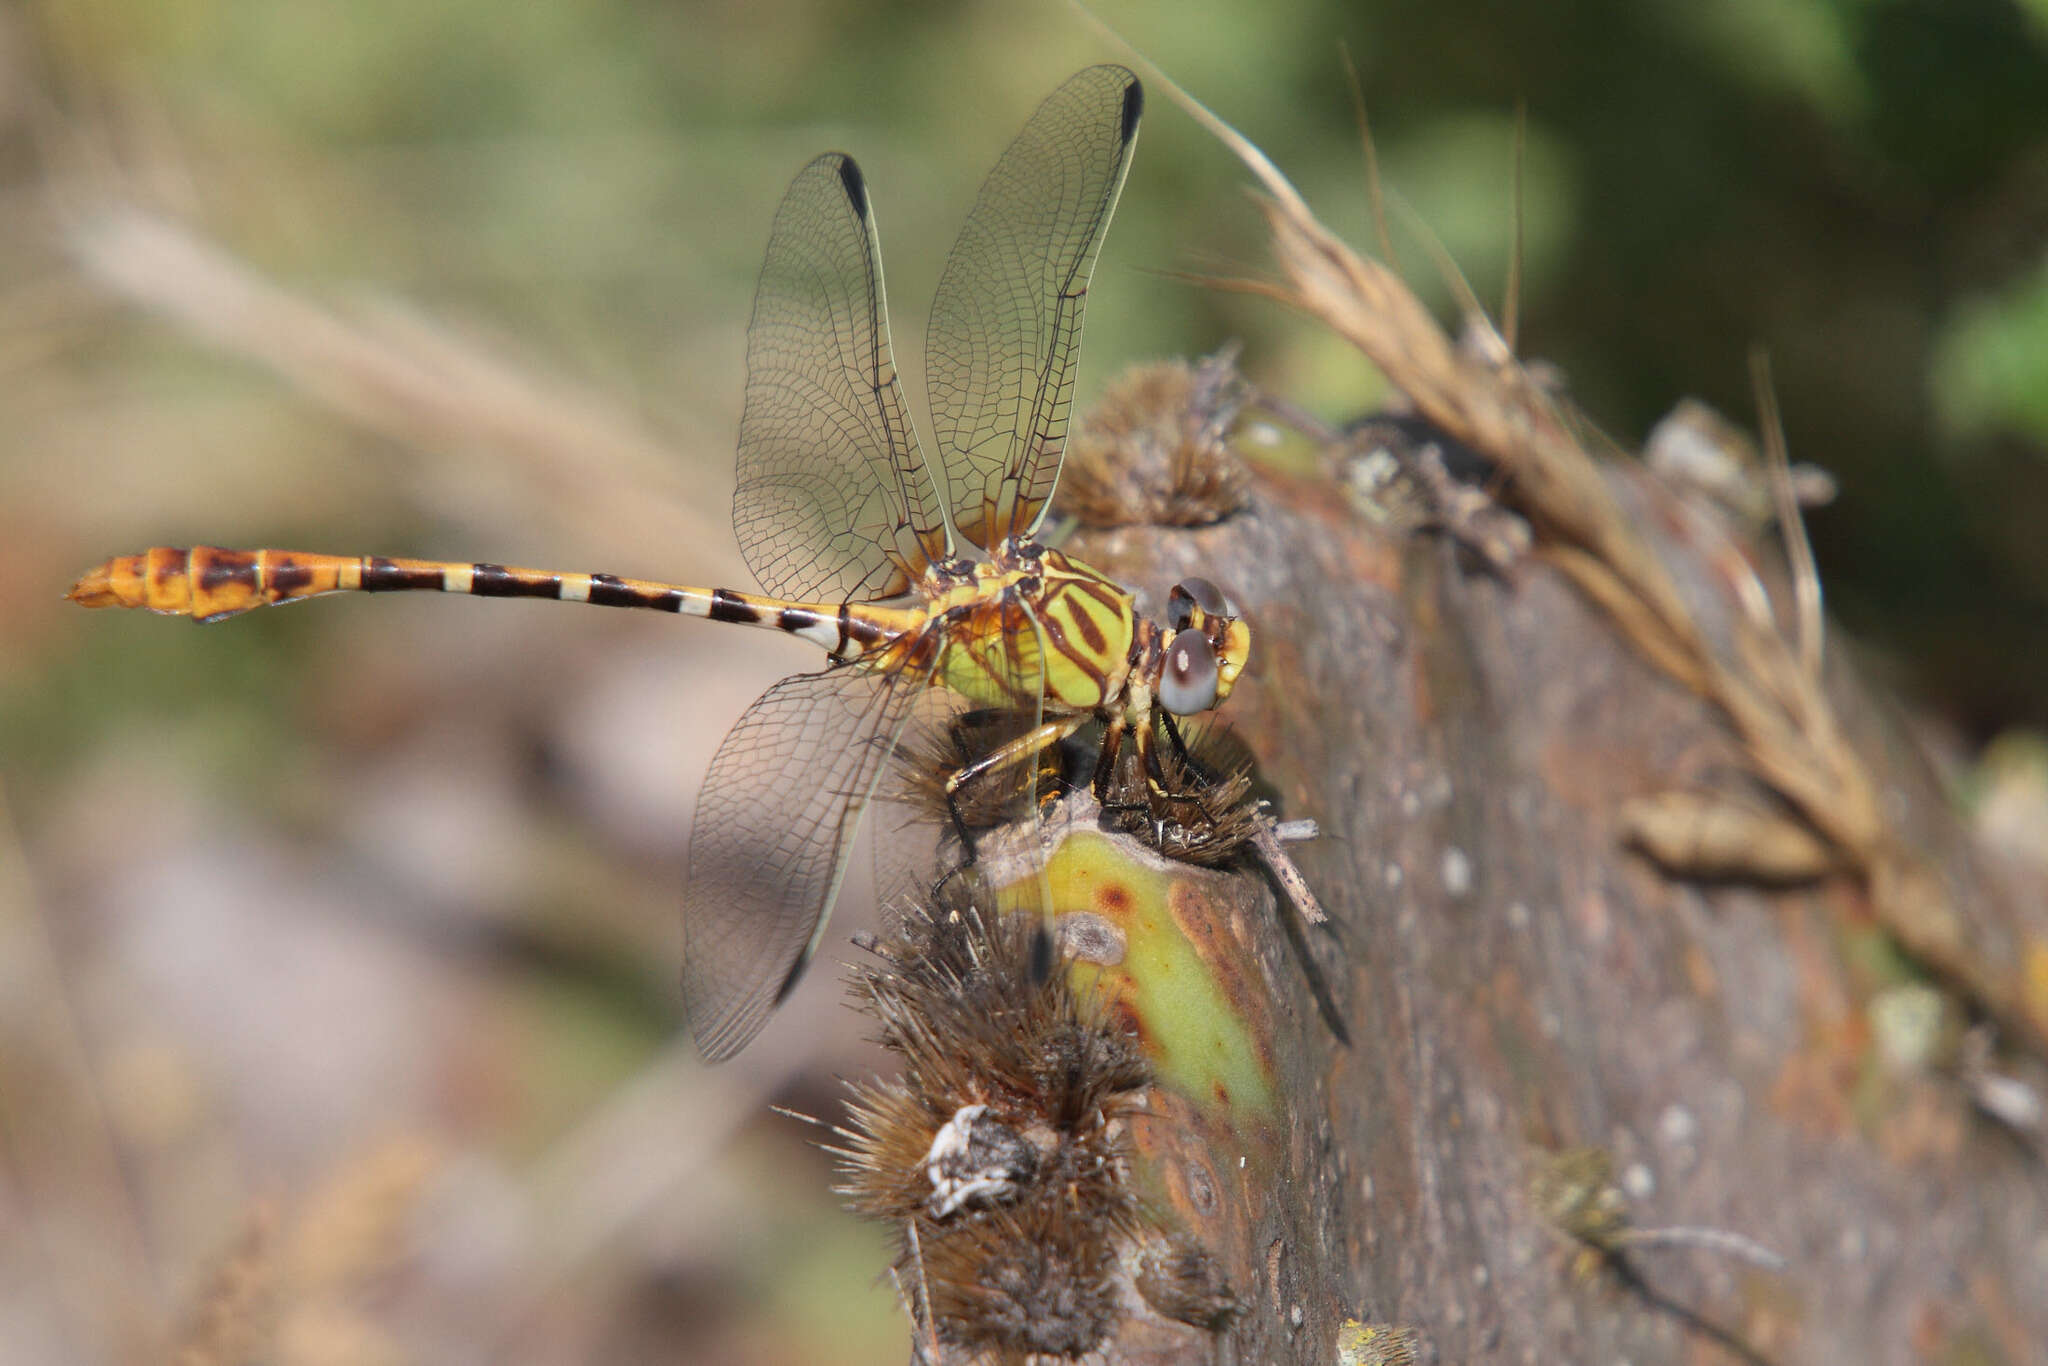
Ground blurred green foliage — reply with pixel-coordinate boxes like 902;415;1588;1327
1936;256;2048;442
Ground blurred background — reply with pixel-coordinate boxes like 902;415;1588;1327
1;1;2044;1362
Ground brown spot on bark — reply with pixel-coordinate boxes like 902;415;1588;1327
1135;1233;1242;1330
1182;1156;1218;1216
1106;998;1146;1046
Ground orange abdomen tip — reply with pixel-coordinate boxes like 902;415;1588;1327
67;548;189;613
65;560;123;608
64;546;291;620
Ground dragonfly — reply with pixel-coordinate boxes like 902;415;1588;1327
67;64;1252;1062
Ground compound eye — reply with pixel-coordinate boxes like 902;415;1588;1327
1160;627;1220;715
1168;577;1236;631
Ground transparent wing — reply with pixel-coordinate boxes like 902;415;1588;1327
867;599;1073;971
869;684;975;922
927;65;1143;551
735;154;951;604
889;603;1068;943
682;660;925;1061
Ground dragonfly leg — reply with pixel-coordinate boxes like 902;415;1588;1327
1089;712;1128;800
943;716;1085;857
1161;710;1191;765
941;714;1087;989
1160;711;1220;783
1093;714;1169;828
1136;717;1222;831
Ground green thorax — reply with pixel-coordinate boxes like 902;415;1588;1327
929;546;1136;712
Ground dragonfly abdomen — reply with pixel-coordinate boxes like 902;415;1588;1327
65;545;901;655
69;546;706;624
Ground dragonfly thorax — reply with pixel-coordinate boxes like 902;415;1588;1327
917;539;1250;736
928;543;1137;714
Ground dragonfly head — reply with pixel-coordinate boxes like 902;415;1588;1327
1158;577;1250;715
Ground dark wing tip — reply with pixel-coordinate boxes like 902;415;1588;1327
684;920;825;1064
770;952;815;1008
1119;73;1144;143
834;155;870;220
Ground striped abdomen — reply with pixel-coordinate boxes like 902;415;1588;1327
66;546;912;657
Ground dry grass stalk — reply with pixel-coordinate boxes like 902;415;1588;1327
61;208;726;567
1108;47;2044;1056
168;1136;438;1366
1619;791;1838;884
171;1207;276;1366
278;1134;437;1300
0;779;161;1356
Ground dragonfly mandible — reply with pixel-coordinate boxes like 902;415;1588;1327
67;65;1252;1062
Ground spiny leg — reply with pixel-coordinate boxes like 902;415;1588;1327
942;714;1086;860
1160;711;1206;777
1093;712;1178;837
1092;713;1207;827
1089;712;1130;804
1153;715;1214;818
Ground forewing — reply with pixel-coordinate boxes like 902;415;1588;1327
735;155;951;603
682;661;924;1061
927;65;1142;551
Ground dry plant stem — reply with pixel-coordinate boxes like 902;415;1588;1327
168;1138;436;1366
1129;63;2038;1054
171;1208;274;1366
0;778;162;1357
62;208;728;569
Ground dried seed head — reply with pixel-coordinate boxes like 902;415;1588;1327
834;896;1154;1358
1056;350;1252;529
924;1103;1041;1218
922;1202;1125;1359
888;707;1072;834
